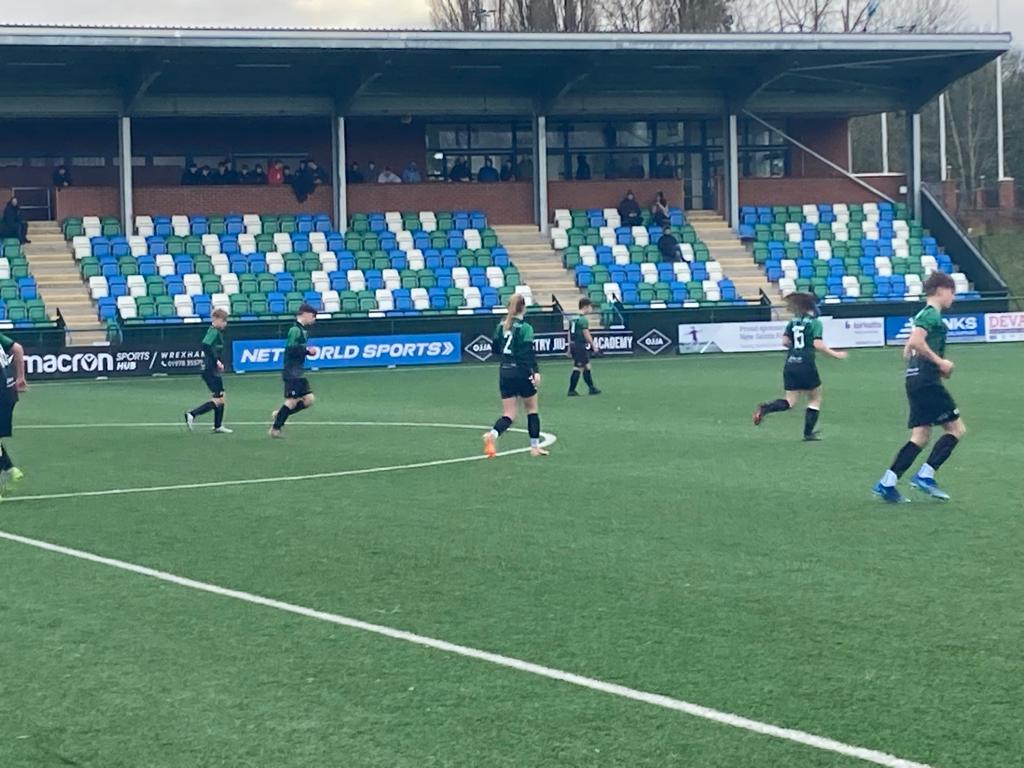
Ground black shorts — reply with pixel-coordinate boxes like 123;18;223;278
284;377;312;399
0;400;14;439
499;372;537;400
571;343;591;367
202;371;224;397
907;384;959;428
783;363;821;392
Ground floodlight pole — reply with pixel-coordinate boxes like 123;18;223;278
118;115;133;233
332;113;348;233
880;113;889;174
996;0;1007;181
905;110;922;218
535;114;549;234
727;113;739;229
938;94;947;182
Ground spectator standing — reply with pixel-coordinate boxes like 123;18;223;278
346;162;365;184
181;161;199;186
575;154;592;181
627;157;645;179
378;166;403;184
604;156;621;180
253;164;268;185
618;190;643;228
516;156;533;181
655;155;676;179
477;157;500;183
198;165;214;185
224;160;240;185
239;164;253;184
366;161;378;180
52;165;72;188
652;191;671;228
282;165;294;186
401;161;422;184
307;160;328;186
449;156;471;183
267;160;284;186
1;197;29;244
500;159;515;182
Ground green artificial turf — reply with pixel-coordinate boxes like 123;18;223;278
1;347;1022;768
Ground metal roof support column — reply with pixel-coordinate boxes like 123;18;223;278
118;116;134;234
726;112;739;229
905;110;921;218
332;113;348;233
535;114;549;235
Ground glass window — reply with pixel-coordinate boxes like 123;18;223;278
71;156;107;167
427;124;470;150
0;157;23;167
152;156;188;167
470;126;513;149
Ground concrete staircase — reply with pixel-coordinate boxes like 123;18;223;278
493;225;587;313
688;211;784;314
25;222;107;344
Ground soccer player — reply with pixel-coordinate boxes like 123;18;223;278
874;272;965;503
483;294;548;458
269;303;317;438
0;333;27;495
184;308;232;434
567;297;601;396
753;291;848;441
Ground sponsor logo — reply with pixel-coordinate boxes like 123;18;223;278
465;335;494;362
885;313;985;345
984;311;1024;342
234;334;462;372
26;352;114;375
637;329;671;355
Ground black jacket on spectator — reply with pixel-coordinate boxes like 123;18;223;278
181;166;200;185
618;195;643;227
1;200;28;244
52;167;72;187
449;160;471;183
658;232;681;262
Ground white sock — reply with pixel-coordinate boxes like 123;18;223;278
488;429;499;440
881;469;898;488
530;438;540;448
918;463;935;480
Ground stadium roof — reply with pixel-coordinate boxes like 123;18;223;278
0;25;1011;119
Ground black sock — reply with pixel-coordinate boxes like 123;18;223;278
889;441;923;478
926;434;960;472
804;407;820;437
214;405;224;429
190;401;215;418
0;444;13;471
493;416;513;435
761;398;791;415
292;401;307;415
569;370;581;392
583;369;596;391
272;405;292;430
527;413;541;440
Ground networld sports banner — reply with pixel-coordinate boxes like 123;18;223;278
232;333;461;372
984;311;1024;343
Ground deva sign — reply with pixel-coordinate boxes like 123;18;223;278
884;313;985;345
233;334;461;372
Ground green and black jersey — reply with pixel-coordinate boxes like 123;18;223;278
283;322;310;379
569;313;590;348
906;304;947;389
783;315;823;367
0;333;18;405
493;319;538;375
201;326;224;374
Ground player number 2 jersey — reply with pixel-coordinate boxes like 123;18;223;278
905;305;946;388
492;320;537;374
784;315;822;366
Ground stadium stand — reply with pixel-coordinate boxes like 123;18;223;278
550;206;744;310
65;211;534;322
739;202;980;302
0;236;49;327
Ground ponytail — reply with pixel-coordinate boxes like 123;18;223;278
503;294;526;332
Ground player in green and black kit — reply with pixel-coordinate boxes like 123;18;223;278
184;308;231;433
483;294;548;458
874;272;965;503
0;332;27;495
753;292;848;440
567;297;601;396
269;303;317;438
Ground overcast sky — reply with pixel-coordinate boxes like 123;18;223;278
2;0;1020;43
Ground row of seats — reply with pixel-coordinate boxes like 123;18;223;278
62;216;121;239
0;238;48;327
744;202;979;302
67;211;534;322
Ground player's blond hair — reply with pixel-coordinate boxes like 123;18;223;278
503;294;526;332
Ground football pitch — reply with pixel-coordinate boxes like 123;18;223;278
1;346;1021;768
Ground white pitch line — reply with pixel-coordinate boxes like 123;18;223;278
0;528;931;768
5;421;556;502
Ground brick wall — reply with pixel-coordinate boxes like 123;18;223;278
56;187;120;220
739;175;906;207
549;180;681;220
788;118;850;178
349;181;534;224
346;119;426;179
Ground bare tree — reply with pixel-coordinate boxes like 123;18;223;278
653;0;733;31
597;0;650;31
729;0;964;33
429;0;481;30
